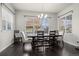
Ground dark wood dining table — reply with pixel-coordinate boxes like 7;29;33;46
27;34;63;44
28;34;62;40
27;34;63;55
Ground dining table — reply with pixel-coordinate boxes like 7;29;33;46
27;33;63;55
27;33;62;40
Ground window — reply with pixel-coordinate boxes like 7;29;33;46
26;18;34;33
64;15;72;33
41;17;48;33
58;12;72;33
25;16;49;33
2;5;13;31
26;17;40;33
58;17;65;31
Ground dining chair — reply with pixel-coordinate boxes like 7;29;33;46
14;30;21;43
49;31;57;48
49;31;56;35
55;30;59;35
56;31;64;48
20;31;32;51
37;31;50;50
56;36;64;48
32;31;44;51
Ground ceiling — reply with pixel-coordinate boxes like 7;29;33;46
12;3;72;13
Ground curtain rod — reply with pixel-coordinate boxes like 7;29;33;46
1;3;15;15
58;10;73;18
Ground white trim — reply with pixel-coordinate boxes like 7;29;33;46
64;40;79;47
58;10;73;18
1;3;15;15
0;41;14;53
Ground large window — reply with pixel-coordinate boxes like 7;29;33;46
41;17;48;33
2;5;13;31
64;15;72;33
58;12;72;33
26;17;40;33
25;16;48;33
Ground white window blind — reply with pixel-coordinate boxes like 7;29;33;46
2;4;14;31
58;11;72;33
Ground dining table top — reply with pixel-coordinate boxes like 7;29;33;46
27;33;62;38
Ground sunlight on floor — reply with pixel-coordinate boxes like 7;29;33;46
24;44;32;51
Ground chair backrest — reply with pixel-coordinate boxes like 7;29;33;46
55;30;59;35
58;31;64;36
14;30;20;38
14;30;19;33
37;31;44;40
20;31;27;42
37;31;44;36
49;31;56;35
57;30;65;41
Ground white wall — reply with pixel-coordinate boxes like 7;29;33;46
58;4;79;46
15;10;57;32
0;3;15;52
0;4;2;49
0;4;1;31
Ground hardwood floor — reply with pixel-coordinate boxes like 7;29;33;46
0;42;79;56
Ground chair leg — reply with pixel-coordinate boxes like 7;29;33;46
58;41;64;49
23;43;25;52
23;43;25;47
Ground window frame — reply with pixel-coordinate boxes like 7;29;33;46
2;4;14;31
58;11;72;33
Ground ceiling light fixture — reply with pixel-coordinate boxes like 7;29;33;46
37;4;48;19
37;14;48;19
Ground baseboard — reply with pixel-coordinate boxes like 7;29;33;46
0;41;14;53
64;40;79;47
